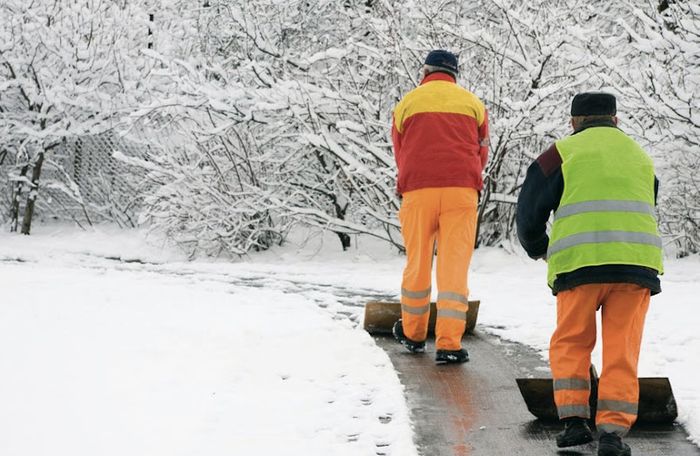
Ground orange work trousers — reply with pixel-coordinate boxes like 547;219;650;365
550;283;650;436
399;187;478;351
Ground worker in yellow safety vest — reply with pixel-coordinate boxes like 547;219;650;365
516;92;663;456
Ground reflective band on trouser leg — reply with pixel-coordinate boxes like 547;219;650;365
436;292;469;321
436;308;467;320
434;187;478;351
557;404;590;419
598;400;638;415
437;291;469;306
550;284;600;419
553;377;591;419
401;302;430;315
436;304;468;348
435;297;468;351
402;287;431;300
596;283;650;435
399;188;441;342
553;378;590;391
400;288;431;342
597;423;630;436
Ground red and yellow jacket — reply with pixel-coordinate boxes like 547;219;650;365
391;72;489;194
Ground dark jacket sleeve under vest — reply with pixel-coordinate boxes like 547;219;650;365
516;141;661;295
516;144;563;259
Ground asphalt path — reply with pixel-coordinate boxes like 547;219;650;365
375;332;700;456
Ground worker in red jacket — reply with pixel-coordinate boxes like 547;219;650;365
390;50;489;364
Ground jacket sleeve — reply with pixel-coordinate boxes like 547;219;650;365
479;109;489;169
391;113;402;168
516;144;564;259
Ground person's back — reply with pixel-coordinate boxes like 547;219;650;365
392;70;488;195
546;125;663;287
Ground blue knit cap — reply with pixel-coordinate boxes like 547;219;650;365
424;50;459;74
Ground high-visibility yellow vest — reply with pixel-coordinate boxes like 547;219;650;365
547;127;664;287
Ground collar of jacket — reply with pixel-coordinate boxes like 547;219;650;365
420;72;456;85
573;118;618;135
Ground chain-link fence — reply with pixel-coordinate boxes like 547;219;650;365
1;131;150;229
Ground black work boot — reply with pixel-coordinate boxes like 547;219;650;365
392;320;426;353
435;348;469;365
598;431;631;456
556;417;594;448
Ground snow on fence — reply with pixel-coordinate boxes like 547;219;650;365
1;132;149;229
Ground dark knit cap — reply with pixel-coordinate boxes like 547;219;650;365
571;92;617;116
424;50;459;74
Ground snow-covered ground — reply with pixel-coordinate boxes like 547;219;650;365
0;227;416;456
1;225;699;453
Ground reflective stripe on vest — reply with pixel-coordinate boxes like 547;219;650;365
548;231;663;258
547;127;663;287
553;200;655;222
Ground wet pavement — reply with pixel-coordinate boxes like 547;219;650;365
376;332;700;456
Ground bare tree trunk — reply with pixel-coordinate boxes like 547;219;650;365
336;232;351;250
21;151;45;235
9;164;29;232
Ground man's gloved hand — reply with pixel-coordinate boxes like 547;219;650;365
531;253;547;262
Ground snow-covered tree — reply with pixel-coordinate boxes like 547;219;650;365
0;0;152;233
3;0;697;258
120;0;409;253
591;1;700;255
